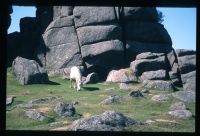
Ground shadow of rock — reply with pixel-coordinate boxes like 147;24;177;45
82;87;100;91
45;80;61;85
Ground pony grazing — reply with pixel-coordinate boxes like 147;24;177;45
70;66;83;91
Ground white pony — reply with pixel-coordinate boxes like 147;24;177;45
70;66;83;91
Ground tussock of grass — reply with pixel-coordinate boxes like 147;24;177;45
6;69;195;132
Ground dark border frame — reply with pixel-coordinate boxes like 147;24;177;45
1;0;199;136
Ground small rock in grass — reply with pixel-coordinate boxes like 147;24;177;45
6;96;16;106
128;90;144;98
100;95;123;105
168;110;192;119
119;83;133;90
169;102;186;111
49;121;64;127
16;103;35;109
54;102;75;117
145;119;181;126
151;94;169;101
141;89;150;93
25;110;46;121
145;119;156;124
143;80;175;91
29;96;59;104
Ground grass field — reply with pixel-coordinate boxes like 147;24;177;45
6;68;195;132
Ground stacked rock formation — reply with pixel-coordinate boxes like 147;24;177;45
8;7;171;76
7;6;196;91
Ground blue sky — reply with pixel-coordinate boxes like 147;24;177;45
8;6;196;50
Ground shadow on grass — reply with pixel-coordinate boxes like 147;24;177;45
82;87;100;91
172;86;180;92
46;80;61;85
128;81;140;84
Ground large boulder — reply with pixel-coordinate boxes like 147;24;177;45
123;7;172;63
130;53;167;76
53;6;73;20
172;91;195;103
106;69;136;83
36;6;53;33
126;41;171;61
42;17;76;47
143;80;175;91
140;69;167;81
76;25;122;46
41;16;83;69
72;110;140;131
183;76;196;92
73;6;117;28
125;22;172;44
181;71;196;85
20;17;37;34
181;71;196;92
12;57;49;85
19;17;38;60
81;40;124;76
176;49;196;92
136;52;164;60
178;55;196;74
45;16;74;31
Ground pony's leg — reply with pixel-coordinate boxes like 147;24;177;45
73;80;76;89
76;80;80;91
70;79;72;88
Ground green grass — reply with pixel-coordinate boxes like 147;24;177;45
6;68;195;132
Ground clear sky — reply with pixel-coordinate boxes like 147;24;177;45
8;6;196;50
157;7;196;51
